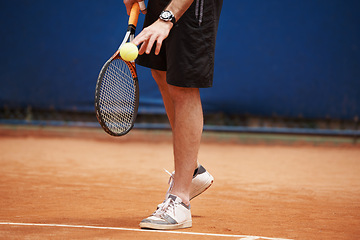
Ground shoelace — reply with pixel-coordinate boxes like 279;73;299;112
159;197;176;217
152;169;174;217
164;169;174;196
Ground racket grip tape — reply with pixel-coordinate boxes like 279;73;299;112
128;2;140;27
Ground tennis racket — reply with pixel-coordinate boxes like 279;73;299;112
95;3;141;136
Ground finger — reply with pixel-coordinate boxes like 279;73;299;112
154;38;163;55
132;29;148;46
138;0;147;14
138;40;148;55
123;0;132;15
124;5;130;15
132;36;148;48
131;30;148;55
146;35;157;54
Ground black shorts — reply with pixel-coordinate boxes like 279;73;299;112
136;0;223;88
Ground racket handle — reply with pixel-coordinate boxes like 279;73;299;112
129;2;140;27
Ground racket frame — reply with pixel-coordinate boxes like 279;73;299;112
94;3;140;136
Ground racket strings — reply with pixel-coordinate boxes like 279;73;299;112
98;59;136;134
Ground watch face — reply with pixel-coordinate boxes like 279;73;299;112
162;12;171;19
160;11;173;21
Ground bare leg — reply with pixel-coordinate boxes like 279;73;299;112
167;84;203;205
151;69;203;205
151;70;175;129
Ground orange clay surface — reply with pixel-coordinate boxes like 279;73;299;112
0;125;359;240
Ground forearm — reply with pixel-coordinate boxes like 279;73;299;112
165;0;194;22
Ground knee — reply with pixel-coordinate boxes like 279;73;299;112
168;85;200;103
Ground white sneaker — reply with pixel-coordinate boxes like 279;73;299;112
190;165;214;200
165;165;214;200
139;194;192;230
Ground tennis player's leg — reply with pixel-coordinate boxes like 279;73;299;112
151;69;214;200
152;71;200;202
166;84;203;205
140;72;202;229
151;70;174;129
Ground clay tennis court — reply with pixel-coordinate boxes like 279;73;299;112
0;125;359;239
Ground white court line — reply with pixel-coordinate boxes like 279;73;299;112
0;222;293;240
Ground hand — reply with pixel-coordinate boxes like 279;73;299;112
123;0;147;15
132;20;173;55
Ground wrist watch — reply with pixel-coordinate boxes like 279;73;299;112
159;10;176;24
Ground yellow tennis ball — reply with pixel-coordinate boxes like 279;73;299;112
120;43;138;62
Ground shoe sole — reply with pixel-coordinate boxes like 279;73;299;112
140;220;192;230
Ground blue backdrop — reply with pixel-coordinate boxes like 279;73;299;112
1;0;359;120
